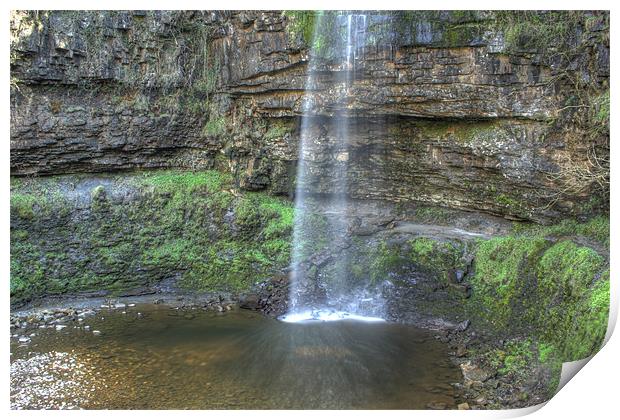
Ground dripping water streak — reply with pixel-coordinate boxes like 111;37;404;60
284;12;383;323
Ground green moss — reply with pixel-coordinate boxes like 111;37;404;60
495;11;582;54
489;339;534;376
536;243;607;361
469;229;609;364
495;193;522;210
408;237;466;282
469;236;548;328
10;170;297;303
91;185;106;200
443;23;485;47
11;188;71;220
136;169;232;194
11;193;38;219
511;216;609;248
537;241;603;302
13;229;29;241
143;239;191;267
369;242;406;284
264;120;294;141
538;342;556;363
416;120;506;147
203;116;226;138
593;90;610;124
97;242;133;266
283;11;319;46
10;241;45;301
412;206;453;224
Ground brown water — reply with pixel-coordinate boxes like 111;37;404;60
10;304;461;409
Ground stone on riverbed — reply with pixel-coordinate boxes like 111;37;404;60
460;361;492;387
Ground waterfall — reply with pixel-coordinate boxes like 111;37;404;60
281;12;385;323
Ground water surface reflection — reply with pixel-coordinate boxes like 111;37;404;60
11;305;460;409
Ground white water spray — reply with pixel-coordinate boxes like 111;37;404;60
283;12;384;323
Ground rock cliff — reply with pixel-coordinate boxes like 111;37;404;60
11;10;610;222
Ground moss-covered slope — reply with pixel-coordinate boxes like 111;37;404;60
10;170;294;306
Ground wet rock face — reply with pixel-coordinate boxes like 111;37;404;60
295;117;568;221
10;85;214;175
10;10;609;221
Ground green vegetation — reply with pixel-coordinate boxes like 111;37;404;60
203;116;226;138
470;236;548;329
282;11;319;46
511;215;610;248
10;170;297;303
479;337;562;396
368;241;406;284
594;90;610;125
469;219;609;364
10;193;38;219
496;11;582;54
536;245;608;360
136;170;231;193
10;169;609;373
412;206;454;224
264;120;294;140
495;193;522;211
10;185;70;220
488;339;534;376
538;342;556;364
408;237;467;282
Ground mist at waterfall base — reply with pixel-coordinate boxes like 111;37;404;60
282;13;388;324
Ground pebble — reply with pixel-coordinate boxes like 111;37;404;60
114;303;126;309
458;402;470;410
18;337;30;343
55;325;67;331
92;330;101;336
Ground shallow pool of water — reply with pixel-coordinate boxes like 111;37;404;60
10;304;461;409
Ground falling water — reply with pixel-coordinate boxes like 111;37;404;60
281;12;384;323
